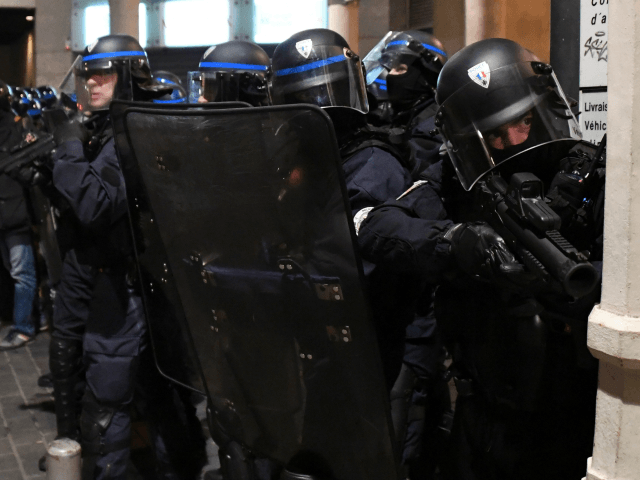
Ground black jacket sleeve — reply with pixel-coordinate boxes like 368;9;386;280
343;146;453;280
52;137;128;233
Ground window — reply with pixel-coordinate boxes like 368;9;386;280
139;2;148;47
253;0;327;44
162;0;230;47
83;3;110;47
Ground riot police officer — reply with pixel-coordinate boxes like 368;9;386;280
196;40;271;106
47;34;201;480
433;38;601;480
271;29;456;479
367;30;447;167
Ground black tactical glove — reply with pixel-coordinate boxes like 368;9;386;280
53;120;89;146
445;222;535;289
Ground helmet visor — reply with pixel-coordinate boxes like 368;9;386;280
439;62;581;190
74;65;120;113
200;70;271;106
362;31;399;85
74;53;138;113
272;45;369;114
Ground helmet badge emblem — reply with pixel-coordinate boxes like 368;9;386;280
296;39;313;59
468;61;490;88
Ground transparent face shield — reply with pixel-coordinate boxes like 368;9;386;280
439;62;582;191
58;55;81;110
72;57;134;114
272;45;369;114
363;31;446;86
362;31;398;85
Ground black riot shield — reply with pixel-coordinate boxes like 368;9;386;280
111;101;399;480
29;186;63;285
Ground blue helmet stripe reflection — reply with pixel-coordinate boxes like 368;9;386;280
386;40;447;57
153;98;187;104
423;44;447;57
199;62;268;71
275;55;347;76
83;50;147;62
374;78;387;91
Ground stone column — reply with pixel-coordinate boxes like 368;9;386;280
586;0;640;479
329;0;360;53
35;0;73;87
109;0;139;39
464;0;485;45
357;0;389;58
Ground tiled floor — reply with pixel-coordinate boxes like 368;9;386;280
0;327;219;480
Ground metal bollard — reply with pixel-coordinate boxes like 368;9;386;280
46;438;81;480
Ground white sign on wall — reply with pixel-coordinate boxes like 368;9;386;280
579;91;607;144
579;0;608;144
580;0;608;88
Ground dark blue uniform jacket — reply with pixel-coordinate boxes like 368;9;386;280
51;127;132;267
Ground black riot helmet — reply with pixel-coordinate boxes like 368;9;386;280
12;87;32;117
435;38;582;191
70;34;168;113
36;85;58;109
197;40;271;106
271;28;369;114
152;70;187;104
0;80;13;113
366;30;447;112
26;98;43;120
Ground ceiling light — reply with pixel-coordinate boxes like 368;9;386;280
26;15;34;21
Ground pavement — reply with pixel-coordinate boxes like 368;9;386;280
0;327;220;480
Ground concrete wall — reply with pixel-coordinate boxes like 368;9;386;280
0;0;35;6
433;0;465;55
432;0;550;60
35;0;73;87
358;0;390;57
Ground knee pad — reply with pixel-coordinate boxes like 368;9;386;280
49;337;83;380
80;390;129;456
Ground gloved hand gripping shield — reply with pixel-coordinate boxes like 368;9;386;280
438;61;582;191
271;45;369;114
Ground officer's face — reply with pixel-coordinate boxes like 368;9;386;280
388;64;408;75
485;110;533;150
86;72;118;109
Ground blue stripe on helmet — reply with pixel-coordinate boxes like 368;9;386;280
158;79;178;85
83;50;147;62
275;55;347;77
27;109;41;116
387;40;447;57
153;98;187;104
422;44;447;57
374;78;387;85
199;62;269;71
